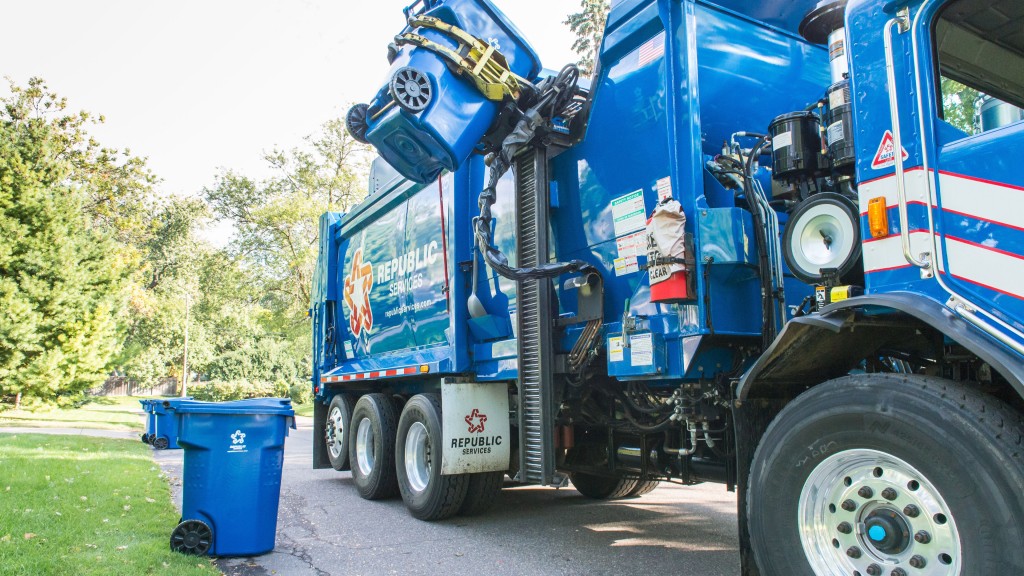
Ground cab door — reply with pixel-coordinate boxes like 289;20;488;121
924;0;1024;323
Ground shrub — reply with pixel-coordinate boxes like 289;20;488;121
288;382;313;405
187;378;309;404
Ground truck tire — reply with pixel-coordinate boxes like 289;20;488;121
396;394;468;520
326;394;354;471
570;472;639;499
459;471;504;516
748;374;1024;575
628;479;660;497
349;393;400;500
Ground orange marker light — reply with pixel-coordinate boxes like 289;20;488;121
419;365;430;373
868;197;889;238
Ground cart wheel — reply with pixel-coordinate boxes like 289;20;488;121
346;103;371;144
141;433;150;444
152;437;170;450
170;519;213;556
390;66;432;113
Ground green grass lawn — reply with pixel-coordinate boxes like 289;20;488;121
0;433;216;575
0;396;160;432
293;402;315;418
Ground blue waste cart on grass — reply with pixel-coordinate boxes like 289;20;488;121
140;398;191;450
169;398;295;557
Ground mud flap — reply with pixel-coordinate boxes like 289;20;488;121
312;399;331;469
441;381;510;475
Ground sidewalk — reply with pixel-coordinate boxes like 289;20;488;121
0;426;140;440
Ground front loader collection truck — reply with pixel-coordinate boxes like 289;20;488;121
308;0;1024;573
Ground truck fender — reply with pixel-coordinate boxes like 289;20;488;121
736;291;1024;402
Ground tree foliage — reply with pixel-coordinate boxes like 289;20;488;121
204;117;371;325
1;80;372;405
0;79;149;404
940;78;980;135
564;0;610;76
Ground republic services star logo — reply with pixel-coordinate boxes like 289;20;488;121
231;430;246;444
343;247;374;337
465;409;487;433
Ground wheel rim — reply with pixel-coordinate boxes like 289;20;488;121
355;417;375;476
799;449;962;575
404;421;431;493
326;405;344;459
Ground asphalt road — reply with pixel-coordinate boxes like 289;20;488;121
156;418;740;576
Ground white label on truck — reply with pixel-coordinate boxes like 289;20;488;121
827;121;844;147
630;333;654;366
608;336;624;362
442;382;510;475
615;231;645;259
343;341;354;359
614;256;639;276
772;131;793;150
611;189;647;237
656;176;673;201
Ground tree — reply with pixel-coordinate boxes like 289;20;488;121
204;117;372;324
0;79;148;405
940;78;980;135
564;0;610;76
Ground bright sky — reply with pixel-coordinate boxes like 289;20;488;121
1;0;579;202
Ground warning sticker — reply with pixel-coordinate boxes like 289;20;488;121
629;333;653;366
614;256;640;276
656;176;673;202
871;130;909;170
615;231;645;259
608;336;624;362
611;189;647;237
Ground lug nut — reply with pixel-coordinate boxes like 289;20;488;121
914;530;931;544
909;555;927;568
846;546;862;559
866;564;882;576
891;569;907;576
903;504;920;517
837;522;852;534
858;486;874;499
842;499;858;512
882;487;898;500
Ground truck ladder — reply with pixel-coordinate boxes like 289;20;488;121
514;148;559;486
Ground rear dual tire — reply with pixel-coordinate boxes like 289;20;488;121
350;393;400;500
396;394;468;520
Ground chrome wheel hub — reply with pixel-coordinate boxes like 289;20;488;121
326;405;345;459
355;417;375;476
799;449;961;575
404;421;431;493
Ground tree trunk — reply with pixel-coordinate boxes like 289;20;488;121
14;392;22;410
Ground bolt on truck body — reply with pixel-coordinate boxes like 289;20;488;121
310;0;1024;573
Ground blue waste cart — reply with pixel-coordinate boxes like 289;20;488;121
140;398;191;450
169;398;295;557
358;0;541;183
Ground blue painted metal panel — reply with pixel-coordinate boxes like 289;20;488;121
549;0;825;343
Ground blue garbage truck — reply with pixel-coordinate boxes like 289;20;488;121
311;0;1024;573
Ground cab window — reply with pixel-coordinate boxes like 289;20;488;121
934;0;1024;135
